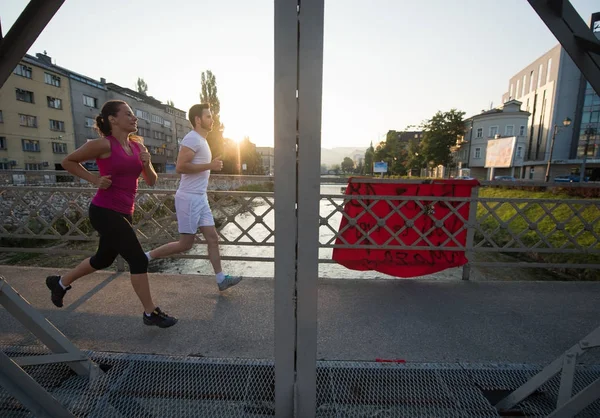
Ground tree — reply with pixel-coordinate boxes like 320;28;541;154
405;138;426;175
363;141;375;175
419;109;465;167
166;100;174;106
331;164;341;175
136;77;148;95
200;70;226;161
341;157;355;173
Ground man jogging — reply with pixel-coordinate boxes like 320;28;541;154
146;103;242;291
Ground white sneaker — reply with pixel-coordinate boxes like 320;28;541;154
218;275;242;291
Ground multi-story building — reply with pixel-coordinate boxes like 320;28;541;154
256;146;274;175
165;104;192;172
0;51;188;174
571;12;600;181
0;54;75;171
497;11;600;181
453;100;530;180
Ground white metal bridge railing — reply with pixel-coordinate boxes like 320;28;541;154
1;178;599;275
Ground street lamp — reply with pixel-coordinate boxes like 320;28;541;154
545;117;572;182
580;125;596;182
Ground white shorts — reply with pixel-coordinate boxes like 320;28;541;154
175;191;215;234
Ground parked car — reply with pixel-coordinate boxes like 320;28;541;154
454;176;474;180
494;176;516;181
553;175;589;183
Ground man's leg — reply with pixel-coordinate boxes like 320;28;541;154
200;225;242;291
147;234;195;259
146;191;198;260
200;225;222;274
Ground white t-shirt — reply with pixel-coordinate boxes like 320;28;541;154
177;130;211;194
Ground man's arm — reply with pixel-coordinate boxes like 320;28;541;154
175;146;222;174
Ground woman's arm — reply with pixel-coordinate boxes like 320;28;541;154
138;143;158;186
61;139;111;187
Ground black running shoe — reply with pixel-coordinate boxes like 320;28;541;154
46;275;70;308
143;307;178;328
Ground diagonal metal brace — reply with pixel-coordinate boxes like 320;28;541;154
0;276;101;379
0;351;74;418
0;0;65;88
495;325;600;416
527;0;600;95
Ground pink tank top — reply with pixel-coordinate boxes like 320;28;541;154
91;136;143;215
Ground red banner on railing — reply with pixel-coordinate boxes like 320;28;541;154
332;178;479;278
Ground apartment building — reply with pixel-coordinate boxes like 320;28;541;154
0;54;75;171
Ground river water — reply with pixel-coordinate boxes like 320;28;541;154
149;184;465;280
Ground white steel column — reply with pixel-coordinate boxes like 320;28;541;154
274;0;300;416
296;0;324;417
274;0;324;416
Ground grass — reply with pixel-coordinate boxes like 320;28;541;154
235;182;274;192
476;187;600;279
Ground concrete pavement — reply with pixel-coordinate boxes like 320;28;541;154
1;265;599;364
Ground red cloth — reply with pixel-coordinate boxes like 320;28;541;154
331;178;479;277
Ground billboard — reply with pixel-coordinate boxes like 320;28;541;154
373;161;388;173
485;137;516;168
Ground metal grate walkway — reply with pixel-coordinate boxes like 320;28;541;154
1;346;599;417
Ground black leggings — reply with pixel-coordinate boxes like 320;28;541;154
88;204;148;274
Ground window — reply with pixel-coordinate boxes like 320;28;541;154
137;126;150;137
19;114;37;128
517;146;522;157
166;134;173;143
0;163;9;170
529;71;534;93
538;64;544;88
47;96;63;109
151;114;164;124
44;73;61;87
0;137;6;150
25;163;43;170
85;117;95;128
476;128;483;138
516;80;520;99
505;125;514;136
0;110;3;123
83;95;98;108
489;126;499;137
152;131;165;140
475;148;481;159
519;125;526;136
52;142;68;154
164;120;172;128
22;139;40;152
14;64;32;78
49;119;65;131
135;109;150;120
16;88;34;103
547;58;552;83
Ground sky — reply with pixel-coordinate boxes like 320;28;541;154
2;0;598;149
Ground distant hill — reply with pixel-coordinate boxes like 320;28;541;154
321;147;367;167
